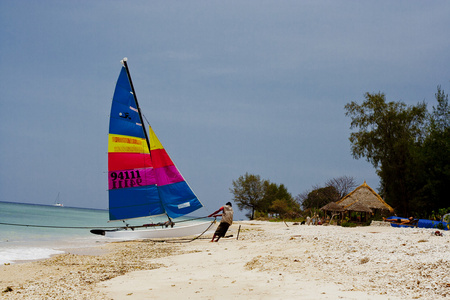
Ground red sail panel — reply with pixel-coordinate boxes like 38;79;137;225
150;148;174;168
108;153;153;171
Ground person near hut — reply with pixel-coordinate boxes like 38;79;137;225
383;216;416;225
208;202;234;242
311;214;319;225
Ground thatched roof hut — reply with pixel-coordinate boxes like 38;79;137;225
343;200;373;213
336;181;394;213
320;202;344;212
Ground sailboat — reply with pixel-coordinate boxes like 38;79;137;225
54;192;63;207
91;58;212;239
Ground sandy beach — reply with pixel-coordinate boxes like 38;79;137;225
1;221;449;299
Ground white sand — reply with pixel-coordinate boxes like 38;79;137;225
99;221;449;299
1;221;449;299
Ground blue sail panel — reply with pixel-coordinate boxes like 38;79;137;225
109;68;145;138
113;68;138;108
109;105;145;138
158;181;203;219
109;184;164;221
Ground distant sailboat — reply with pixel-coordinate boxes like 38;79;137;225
91;58;212;239
54;192;63;207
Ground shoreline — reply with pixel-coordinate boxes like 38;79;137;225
1;221;449;299
0;235;110;265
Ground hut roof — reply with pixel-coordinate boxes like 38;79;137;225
320;202;344;212
336;181;394;213
343;200;373;213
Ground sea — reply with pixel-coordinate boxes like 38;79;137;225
0;201;113;265
0;201;209;265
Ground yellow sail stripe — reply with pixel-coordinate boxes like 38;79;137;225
108;127;164;154
108;134;149;153
148;126;164;150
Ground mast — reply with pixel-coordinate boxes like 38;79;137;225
120;58;152;158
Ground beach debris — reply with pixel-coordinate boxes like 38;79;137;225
359;257;370;264
1;241;176;299
2;286;13;293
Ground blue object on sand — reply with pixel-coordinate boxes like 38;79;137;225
387;216;449;230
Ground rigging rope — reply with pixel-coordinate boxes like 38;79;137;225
0;222;104;229
0;218;222;244
0;216;213;230
150;218;217;243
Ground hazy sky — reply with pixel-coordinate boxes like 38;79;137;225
1;1;449;220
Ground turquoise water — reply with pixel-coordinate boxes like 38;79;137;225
0;202;110;242
0;201;111;264
0;201;209;264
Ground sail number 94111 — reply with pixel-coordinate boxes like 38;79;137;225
110;170;142;189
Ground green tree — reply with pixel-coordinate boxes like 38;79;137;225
414;87;450;214
230;174;299;219
296;176;356;211
431;86;450;131
345;92;428;215
265;183;299;218
301;186;340;210
230;173;266;220
270;199;290;217
263;183;291;210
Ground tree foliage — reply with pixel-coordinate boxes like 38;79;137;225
325;176;357;199
230;173;266;220
300;186;340;211
230;173;299;219
296;176;356;211
345;88;449;216
265;183;299;217
413;86;450;214
431;86;450;131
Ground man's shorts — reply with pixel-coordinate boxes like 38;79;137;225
214;222;230;237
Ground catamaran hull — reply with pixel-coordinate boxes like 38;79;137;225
102;221;213;240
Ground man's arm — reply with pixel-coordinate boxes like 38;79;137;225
208;207;224;217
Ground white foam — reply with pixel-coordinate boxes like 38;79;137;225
0;246;64;264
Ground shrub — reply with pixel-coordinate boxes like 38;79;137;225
341;221;358;227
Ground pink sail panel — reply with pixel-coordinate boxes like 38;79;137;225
154;165;184;186
149;139;184;186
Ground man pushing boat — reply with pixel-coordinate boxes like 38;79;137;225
208;202;234;242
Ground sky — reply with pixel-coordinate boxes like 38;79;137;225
1;1;449;221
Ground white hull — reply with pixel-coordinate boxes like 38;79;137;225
104;221;214;240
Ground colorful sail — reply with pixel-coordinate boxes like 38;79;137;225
108;63;203;221
148;126;203;218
